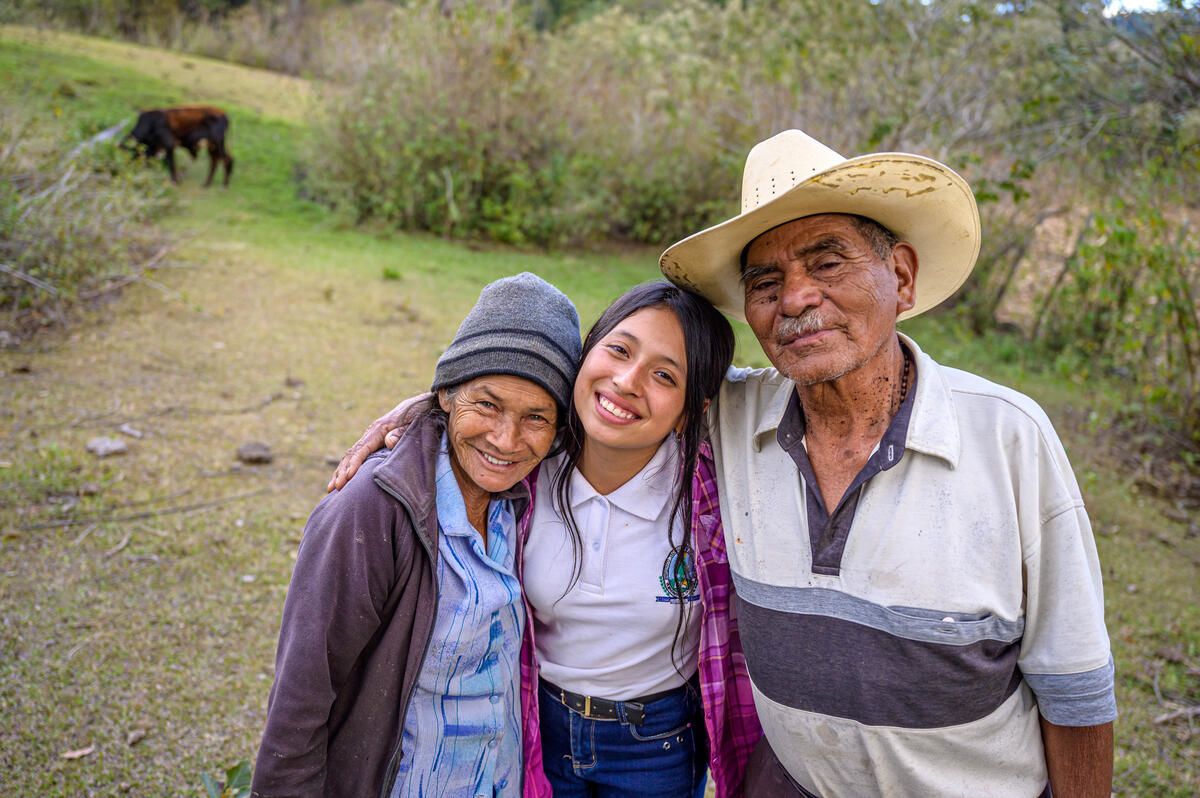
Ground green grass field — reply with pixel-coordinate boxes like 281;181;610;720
1;26;1197;796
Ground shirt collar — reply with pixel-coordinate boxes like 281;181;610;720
434;438;476;538
567;438;679;521
751;378;795;448
899;332;961;468
751;332;960;468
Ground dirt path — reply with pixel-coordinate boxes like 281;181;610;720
0;30;471;792
0;208;464;794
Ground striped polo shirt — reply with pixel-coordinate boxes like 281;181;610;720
709;334;1116;797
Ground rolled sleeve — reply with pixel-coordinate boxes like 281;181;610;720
1024;657;1117;726
1017;426;1117;728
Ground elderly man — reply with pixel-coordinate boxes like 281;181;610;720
658;129;1116;797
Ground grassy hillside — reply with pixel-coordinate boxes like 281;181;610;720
1;26;1196;797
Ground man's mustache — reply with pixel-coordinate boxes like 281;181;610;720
775;312;833;344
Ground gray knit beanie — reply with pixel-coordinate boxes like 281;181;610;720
431;272;582;414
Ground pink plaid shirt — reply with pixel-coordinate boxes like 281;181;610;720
517;443;763;798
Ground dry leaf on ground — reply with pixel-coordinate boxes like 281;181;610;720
60;745;95;760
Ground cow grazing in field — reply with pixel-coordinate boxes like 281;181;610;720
123;105;234;187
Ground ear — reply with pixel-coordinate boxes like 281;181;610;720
437;389;452;414
891;242;919;315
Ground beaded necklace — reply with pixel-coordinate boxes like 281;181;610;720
893;348;912;417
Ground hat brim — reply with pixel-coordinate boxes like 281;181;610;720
659;153;980;323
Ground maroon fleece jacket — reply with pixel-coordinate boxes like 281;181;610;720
251;413;529;797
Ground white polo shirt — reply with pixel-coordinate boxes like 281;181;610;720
710;334;1116;797
523;440;701;700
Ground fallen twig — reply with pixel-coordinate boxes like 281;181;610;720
1154;705;1200;724
57;394;288;432
71;523;97;546
47;489;196;527
59;745;94;760
79;243;175;301
102;530;132;558
18;161;78;223
0;262;58;295
134;521;167;538
135;274;181;299
65;638;91;661
18;489;269;531
66;120;131;160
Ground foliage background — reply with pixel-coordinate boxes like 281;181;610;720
0;108;172;330
309;1;1200;446
1;2;1198;794
7;0;1198;442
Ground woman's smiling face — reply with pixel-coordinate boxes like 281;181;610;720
439;374;558;502
572;306;688;462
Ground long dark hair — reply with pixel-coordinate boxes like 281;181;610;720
551;281;735;676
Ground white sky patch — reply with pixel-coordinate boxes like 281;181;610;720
1104;0;1166;15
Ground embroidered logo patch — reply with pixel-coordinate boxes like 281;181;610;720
657;545;699;603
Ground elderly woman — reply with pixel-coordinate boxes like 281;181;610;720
251;273;582;798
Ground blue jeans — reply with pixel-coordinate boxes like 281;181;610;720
538;680;709;798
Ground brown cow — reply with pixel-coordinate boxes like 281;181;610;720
123;105;234;187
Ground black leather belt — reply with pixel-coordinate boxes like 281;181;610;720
540;678;683;726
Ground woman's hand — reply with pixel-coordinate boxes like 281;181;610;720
326;393;434;491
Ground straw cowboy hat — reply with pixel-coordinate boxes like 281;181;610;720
659;129;981;323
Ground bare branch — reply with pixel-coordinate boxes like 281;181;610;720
1154;705;1200;725
78;244;175;301
18;489;271;531
0;262;58;295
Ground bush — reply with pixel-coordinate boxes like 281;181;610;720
304;1;785;246
300;0;1200;442
307;3;589;246
0;109;172;335
1032;192;1200;443
308;0;1186;250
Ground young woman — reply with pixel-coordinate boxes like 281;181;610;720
520;282;744;798
334;281;762;798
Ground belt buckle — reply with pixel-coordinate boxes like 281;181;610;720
561;688;595;718
624;702;645;726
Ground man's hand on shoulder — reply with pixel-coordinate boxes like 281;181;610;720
327;393;434;492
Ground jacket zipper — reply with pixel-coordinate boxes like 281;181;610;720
375;480;438;798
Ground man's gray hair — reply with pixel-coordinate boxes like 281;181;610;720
738;214;901;278
848;215;900;261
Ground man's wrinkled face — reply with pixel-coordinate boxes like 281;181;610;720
741;214;917;386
